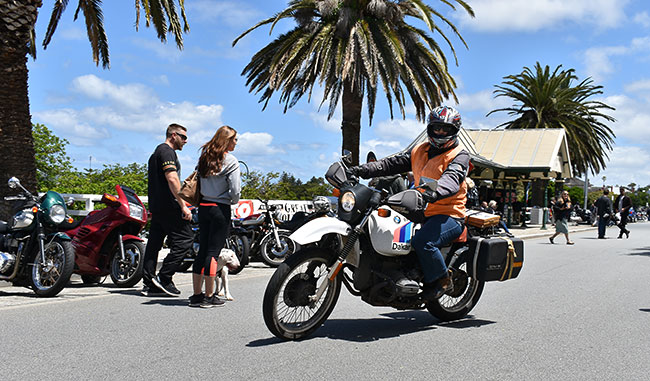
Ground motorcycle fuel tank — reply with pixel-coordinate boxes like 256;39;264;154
368;207;420;256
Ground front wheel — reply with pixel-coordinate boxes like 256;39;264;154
426;262;485;321
262;247;341;340
110;240;145;287
30;238;75;297
226;234;249;275
260;229;297;267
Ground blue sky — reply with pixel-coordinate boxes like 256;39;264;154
28;0;650;189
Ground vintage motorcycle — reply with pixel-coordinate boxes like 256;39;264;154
0;177;75;297
65;185;147;287
262;155;524;340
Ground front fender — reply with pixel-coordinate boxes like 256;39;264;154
48;232;71;241
122;234;143;242
289;216;350;245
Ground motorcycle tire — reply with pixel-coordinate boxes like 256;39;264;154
259;229;297;267
30;238;75;297
426;262;485;322
226;234;249;275
110;240;145;288
262;247;341;341
81;274;102;285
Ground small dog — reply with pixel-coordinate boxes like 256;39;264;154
214;248;240;301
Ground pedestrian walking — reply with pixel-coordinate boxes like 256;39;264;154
614;187;632;239
189;126;241;308
142;123;193;297
549;191;574;244
594;188;613;239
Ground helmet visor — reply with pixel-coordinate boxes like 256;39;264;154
428;122;456;136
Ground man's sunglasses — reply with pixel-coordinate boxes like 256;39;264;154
175;132;188;141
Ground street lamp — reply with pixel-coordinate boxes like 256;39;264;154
541;176;550;230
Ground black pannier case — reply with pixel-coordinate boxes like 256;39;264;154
467;236;524;282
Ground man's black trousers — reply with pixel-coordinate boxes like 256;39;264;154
143;210;193;286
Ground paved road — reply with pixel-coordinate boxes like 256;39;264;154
1;223;649;379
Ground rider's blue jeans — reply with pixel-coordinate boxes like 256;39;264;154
411;214;463;284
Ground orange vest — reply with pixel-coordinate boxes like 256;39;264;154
411;143;467;219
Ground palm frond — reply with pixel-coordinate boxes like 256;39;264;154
43;0;70;49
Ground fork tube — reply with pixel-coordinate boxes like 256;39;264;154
117;233;126;260
38;233;47;264
268;212;282;248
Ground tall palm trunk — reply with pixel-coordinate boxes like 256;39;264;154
341;81;362;166
0;1;41;219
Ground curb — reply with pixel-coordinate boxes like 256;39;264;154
516;226;596;240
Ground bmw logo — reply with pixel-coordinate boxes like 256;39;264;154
393;216;401;224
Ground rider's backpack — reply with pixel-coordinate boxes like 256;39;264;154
467;236;524;282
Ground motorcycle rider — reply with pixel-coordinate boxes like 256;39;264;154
347;105;469;300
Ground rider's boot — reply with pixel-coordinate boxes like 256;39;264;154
421;270;454;301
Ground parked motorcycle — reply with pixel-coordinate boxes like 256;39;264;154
0;177;75;297
262;154;524;340
65;185;147;287
177;206;249;275
572;205;592;224
240;198;328;268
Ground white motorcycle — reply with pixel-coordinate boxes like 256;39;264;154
262;153;524;340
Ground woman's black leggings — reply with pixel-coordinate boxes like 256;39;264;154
194;203;231;276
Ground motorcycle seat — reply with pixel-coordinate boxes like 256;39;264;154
0;220;7;233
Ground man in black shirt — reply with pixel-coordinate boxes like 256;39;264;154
143;123;193;297
614;187;632;239
594;188;613;239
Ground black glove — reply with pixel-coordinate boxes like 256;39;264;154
422;190;438;203
345;166;361;179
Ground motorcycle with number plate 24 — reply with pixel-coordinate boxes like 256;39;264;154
0;177;76;297
65;185;147;287
262;153;525;340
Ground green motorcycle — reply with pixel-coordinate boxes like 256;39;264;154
0;177;76;297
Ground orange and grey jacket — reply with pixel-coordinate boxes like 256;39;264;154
354;142;469;219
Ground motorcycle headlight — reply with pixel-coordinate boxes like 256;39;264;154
340;191;356;212
128;202;144;220
49;204;66;224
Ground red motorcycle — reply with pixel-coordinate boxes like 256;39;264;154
65;185;147;287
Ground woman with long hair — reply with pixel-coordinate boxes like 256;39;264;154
189;126;241;308
549;191;574;245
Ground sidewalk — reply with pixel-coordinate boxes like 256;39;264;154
507;223;595;240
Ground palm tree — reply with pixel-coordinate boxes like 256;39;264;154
233;0;474;165
0;0;188;219
488;62;616;177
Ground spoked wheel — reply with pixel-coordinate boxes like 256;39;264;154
30;238;75;297
426;262;485;321
260;229;297;267
262;248;341;340
226;234;249;275
110;240;145;287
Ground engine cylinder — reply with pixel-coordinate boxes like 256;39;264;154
0;252;16;274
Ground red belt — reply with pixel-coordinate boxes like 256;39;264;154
199;202;218;207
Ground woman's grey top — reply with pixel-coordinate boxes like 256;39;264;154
200;153;241;205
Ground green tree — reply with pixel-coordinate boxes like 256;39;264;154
241;170;332;200
0;1;188;219
233;0;474;165
489;63;616;176
32;123;74;191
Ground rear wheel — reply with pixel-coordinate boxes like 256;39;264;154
110;240;145;287
262;247;341;340
260;229;297;267
426;262;484;321
30;238;75;297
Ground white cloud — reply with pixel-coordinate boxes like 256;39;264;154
624;79;650;93
457;0;629;32
71;74;158;110
235;132;284;156
597;146;650;187
634;11;650;28
583;37;650;81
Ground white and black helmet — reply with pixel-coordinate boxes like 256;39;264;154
427;106;462;149
312;196;331;213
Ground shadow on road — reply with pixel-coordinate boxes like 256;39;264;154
639;308;650;313
628;247;650;257
247;311;495;345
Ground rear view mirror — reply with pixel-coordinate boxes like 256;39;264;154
8;177;20;189
419;177;438;192
341;150;353;166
